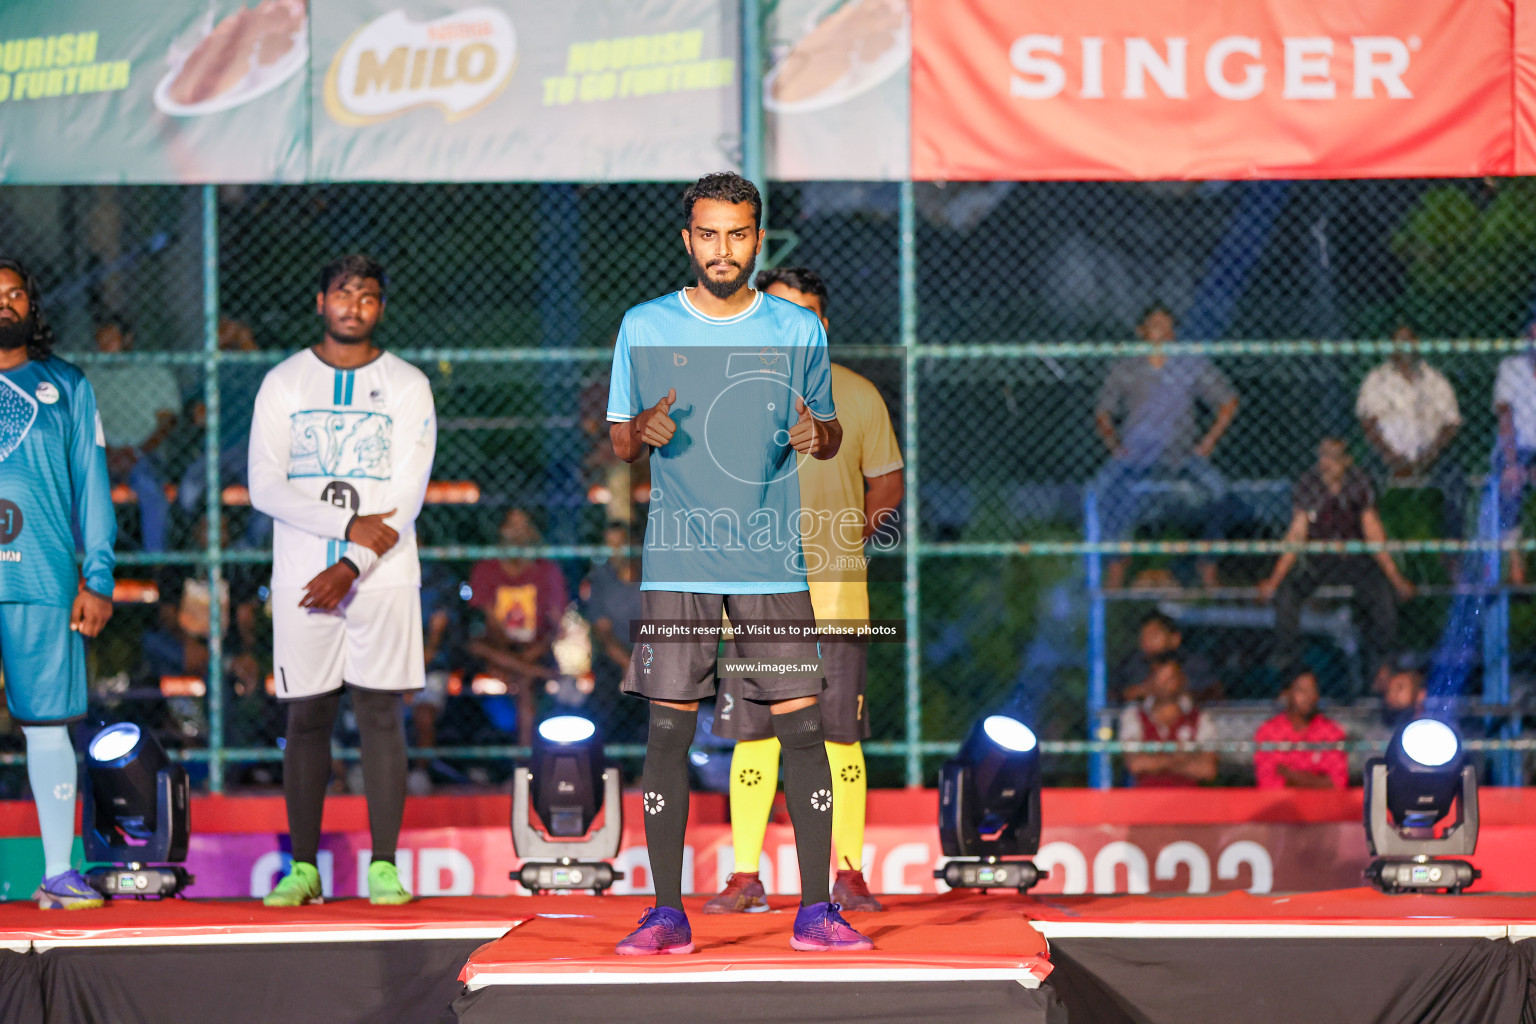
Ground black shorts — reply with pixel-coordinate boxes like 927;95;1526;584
713;637;869;744
621;591;826;704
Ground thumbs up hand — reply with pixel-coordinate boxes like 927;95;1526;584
636;388;678;449
788;397;840;458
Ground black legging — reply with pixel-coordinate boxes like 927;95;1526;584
283;688;407;866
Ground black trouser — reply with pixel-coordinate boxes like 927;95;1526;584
1273;557;1397;688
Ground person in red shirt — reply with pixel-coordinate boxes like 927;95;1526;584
467;507;569;744
1253;667;1348;790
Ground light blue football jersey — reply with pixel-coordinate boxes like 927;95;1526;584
607;289;835;594
0;357;115;605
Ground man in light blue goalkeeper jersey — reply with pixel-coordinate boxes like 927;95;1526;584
0;258;116;909
607;172;872;957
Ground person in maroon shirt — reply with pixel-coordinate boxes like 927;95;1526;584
1258;437;1414;685
1253;667;1349;790
1117;655;1218;787
467;507;569;745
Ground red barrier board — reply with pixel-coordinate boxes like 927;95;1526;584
4;789;1531;899
913;0;1519;180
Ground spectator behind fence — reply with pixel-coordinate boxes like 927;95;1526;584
85;318;177;551
1381;664;1427;729
467;507;568;745
1493;335;1536;583
1253;667;1348;790
1093;303;1239;590
1115;610;1221;703
406;560;465;795
1259;438;1414;683
1118;654;1217;787
1356;321;1464;542
177;317;268;541
583;521;641;689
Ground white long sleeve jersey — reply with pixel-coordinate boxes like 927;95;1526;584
249;349;437;592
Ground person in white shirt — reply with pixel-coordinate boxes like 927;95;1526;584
1493;330;1536;582
1355;321;1464;542
248;255;437;907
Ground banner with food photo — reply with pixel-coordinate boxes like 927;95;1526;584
0;0;310;183
765;0;909;181
310;0;740;182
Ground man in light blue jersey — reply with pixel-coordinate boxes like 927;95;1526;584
607;172;872;956
0;258;115;909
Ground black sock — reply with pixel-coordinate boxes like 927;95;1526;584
772;704;833;907
283;692;342;866
352;688;408;866
641;703;697;912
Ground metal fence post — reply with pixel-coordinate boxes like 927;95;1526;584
900;180;921;787
202;184;226;794
739;0;766;226
1084;489;1110;789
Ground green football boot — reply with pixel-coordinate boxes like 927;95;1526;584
263;861;323;907
368;860;413;906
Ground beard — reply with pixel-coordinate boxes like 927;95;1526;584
0;311;34;351
690;250;756;300
323;314;371;344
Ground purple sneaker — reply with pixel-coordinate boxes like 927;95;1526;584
790;901;874;952
35;869;105;910
615;906;695;956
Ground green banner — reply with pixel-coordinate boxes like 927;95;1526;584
309;0;739;181
0;0;310;183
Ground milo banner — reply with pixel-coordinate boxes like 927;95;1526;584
765;0;910;180
0;0;310;183
310;0;739;181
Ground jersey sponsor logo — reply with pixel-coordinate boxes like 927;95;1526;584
0;376;38;464
288;409;392;480
0;499;22;545
320;480;361;511
34;381;58;404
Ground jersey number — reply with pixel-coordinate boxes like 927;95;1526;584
321;481;361;512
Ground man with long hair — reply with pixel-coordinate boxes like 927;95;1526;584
0;258;116;908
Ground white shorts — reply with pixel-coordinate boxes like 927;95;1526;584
271;585;425;700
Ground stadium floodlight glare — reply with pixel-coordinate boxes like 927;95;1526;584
512;714;624;894
1365;716;1480;894
82;722;194;898
935;713;1047;893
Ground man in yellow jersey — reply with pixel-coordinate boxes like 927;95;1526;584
706;267;903;913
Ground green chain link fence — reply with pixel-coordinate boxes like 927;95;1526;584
0;177;1533;793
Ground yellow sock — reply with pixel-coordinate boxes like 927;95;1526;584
729;738;780;873
826;741;867;871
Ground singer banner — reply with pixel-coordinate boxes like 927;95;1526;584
912;0;1523;180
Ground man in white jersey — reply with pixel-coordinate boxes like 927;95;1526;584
249;255;437;906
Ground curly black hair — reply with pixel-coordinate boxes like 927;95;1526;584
318;254;388;300
754;266;829;314
681;171;762;228
0;257;55;362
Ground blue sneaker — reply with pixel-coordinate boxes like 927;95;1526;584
35;869;105;910
790;902;874;951
615;906;694;955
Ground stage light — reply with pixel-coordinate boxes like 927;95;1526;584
81;722;194;898
511;714;624;894
935;713;1047;893
1365;716;1480;894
